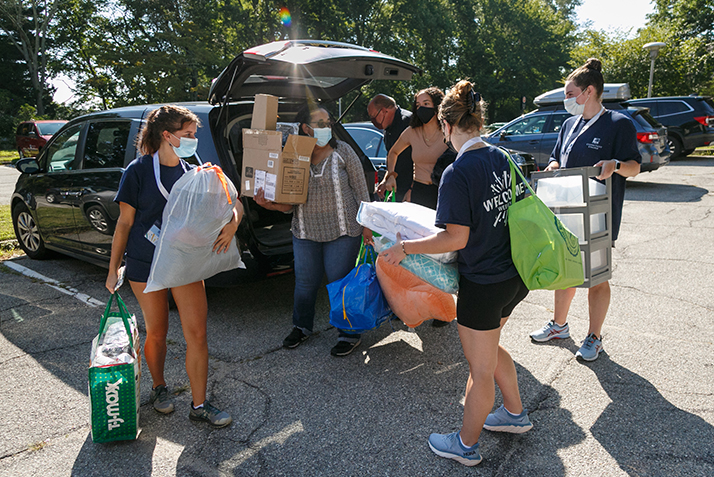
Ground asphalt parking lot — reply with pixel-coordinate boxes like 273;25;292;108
1;157;713;476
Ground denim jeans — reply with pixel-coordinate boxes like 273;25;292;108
292;234;362;342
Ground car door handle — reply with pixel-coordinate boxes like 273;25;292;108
528;140;539;145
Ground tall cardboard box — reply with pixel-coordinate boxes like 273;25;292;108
251;94;279;130
242;129;316;204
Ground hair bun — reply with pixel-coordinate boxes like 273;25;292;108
585;58;602;73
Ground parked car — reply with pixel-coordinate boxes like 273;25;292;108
626;95;714;158
344;121;537;183
485;84;670;172
11;40;420;284
15;120;68;158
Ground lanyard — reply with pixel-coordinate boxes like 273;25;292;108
560;106;605;168
153;152;188;200
456;135;485;160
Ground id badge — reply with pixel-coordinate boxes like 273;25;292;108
145;221;161;245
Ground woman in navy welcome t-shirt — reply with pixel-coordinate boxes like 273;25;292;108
381;81;533;467
105;105;242;428
529;59;641;361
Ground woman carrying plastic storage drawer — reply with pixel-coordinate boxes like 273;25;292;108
255;103;372;357
381;80;532;467
105;105;243;428
529;58;641;361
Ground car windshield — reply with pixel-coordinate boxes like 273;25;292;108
345;127;386;158
36;122;66;136
627;107;660;129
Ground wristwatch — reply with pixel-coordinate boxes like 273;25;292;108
614;160;621;171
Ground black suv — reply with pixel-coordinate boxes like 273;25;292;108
485;84;670;172
626;96;714;158
11;40;420;284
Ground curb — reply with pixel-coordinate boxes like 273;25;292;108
0;239;20;251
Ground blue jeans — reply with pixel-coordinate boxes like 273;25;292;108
292;234;362;342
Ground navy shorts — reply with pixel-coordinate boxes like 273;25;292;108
125;256;152;283
456;274;529;331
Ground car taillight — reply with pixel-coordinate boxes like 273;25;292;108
637;132;658;143
693;115;714;126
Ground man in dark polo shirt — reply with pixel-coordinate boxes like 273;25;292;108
368;94;413;201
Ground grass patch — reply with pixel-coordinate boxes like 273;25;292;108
0;205;15;241
0;149;19;165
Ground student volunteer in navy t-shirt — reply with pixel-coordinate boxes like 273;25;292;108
529;59;641;362
380;81;533;467
105;105;243;428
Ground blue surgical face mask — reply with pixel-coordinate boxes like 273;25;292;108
170;133;198;158
313;127;332;147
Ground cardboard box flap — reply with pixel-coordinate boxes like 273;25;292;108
243;129;283;150
283;134;317;161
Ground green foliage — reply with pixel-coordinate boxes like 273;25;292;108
572;0;714;99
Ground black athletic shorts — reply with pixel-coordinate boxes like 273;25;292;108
456;274;529;331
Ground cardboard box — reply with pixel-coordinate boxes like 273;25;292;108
251;94;279;130
241;129;316;204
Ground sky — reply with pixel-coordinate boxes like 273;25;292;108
50;0;658;105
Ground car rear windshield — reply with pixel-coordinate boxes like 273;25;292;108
627;107;660;129
36;122;66;136
698;97;714;113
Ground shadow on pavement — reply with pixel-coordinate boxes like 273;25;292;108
625;181;708;203
589;354;714;476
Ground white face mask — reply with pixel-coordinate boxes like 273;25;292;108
564;88;589;116
313;127;332;147
170;133;198;158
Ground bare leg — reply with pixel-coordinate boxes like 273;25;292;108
494;341;523;415
553;287;577;326
172;281;209;406
587;281;610;338
458;320;503;447
129;281;169;388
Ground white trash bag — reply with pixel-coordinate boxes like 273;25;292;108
145;164;245;293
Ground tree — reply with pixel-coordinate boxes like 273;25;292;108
0;0;63;115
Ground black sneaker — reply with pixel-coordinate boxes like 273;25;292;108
283;327;309;349
432;319;450;328
330;339;361;357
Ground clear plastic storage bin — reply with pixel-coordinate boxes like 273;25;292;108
532;166;612;288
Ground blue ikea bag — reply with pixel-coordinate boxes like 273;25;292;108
328;245;391;333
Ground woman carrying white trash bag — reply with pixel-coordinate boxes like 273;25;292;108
105;105;243;428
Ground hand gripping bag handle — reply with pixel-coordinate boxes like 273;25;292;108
97;292;134;350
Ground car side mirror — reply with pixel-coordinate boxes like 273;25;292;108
16;157;40;174
500;132;508;141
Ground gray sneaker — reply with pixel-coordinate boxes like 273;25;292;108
149;384;175;414
576;333;603;361
189;401;232;428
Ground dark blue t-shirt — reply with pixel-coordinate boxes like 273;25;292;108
435;146;525;284
549;109;641;241
114;154;190;265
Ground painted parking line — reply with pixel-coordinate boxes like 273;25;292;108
4;261;105;308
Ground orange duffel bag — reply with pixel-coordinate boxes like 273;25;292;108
375;256;457;328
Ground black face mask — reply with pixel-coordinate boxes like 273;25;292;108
444;135;457;154
416;106;436;124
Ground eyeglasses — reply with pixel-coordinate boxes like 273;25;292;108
309;119;334;128
368;108;384;121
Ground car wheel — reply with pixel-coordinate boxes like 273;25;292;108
668;136;683;159
86;205;114;235
12;202;49;259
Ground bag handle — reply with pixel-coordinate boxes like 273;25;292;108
98;292;135;350
500;147;536;206
196;162;233;205
384;190;395;202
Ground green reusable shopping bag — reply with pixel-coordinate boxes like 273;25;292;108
88;293;141;443
504;150;584;290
